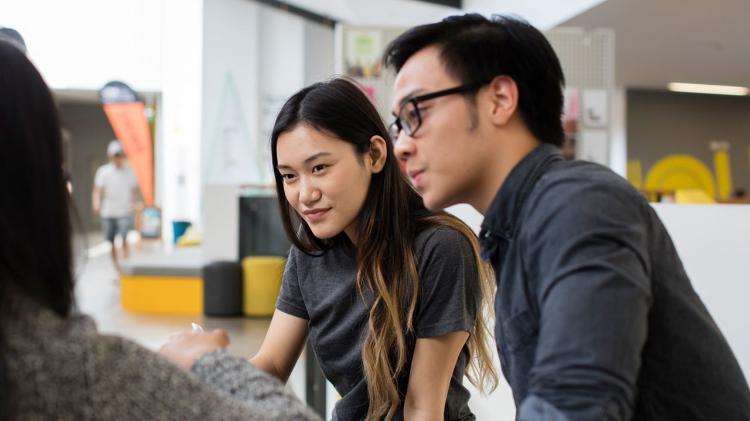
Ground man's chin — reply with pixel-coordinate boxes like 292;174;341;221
422;191;457;212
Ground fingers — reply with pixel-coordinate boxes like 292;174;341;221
164;329;229;349
210;329;230;347
158;328;231;370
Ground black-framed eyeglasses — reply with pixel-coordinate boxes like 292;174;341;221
388;80;490;141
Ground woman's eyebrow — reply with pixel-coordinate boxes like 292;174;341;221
276;152;332;170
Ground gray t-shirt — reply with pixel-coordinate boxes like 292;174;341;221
277;227;480;420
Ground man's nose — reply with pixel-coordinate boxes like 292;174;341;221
394;132;416;166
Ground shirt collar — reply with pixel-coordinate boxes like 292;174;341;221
480;143;563;239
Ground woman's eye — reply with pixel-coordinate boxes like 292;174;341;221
280;173;296;182
312;164;327;173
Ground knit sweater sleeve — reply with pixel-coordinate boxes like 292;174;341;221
92;334;320;421
191;350;318;418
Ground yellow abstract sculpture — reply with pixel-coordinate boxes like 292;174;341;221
644;154;716;198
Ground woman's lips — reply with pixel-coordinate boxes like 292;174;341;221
303;208;330;222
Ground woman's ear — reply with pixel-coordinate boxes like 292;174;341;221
368;135;388;173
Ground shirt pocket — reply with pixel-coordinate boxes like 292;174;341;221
502;309;538;352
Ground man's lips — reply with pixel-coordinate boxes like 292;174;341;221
408;169;425;186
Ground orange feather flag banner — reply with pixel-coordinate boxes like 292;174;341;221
99;81;154;206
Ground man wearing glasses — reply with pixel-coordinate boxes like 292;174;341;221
385;14;750;420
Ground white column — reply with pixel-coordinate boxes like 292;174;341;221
258;5;306;153
161;0;204;244
201;0;261;260
609;87;627;177
160;0;333;259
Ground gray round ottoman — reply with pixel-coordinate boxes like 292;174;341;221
202;261;243;316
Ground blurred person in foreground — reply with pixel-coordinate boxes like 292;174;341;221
0;40;319;421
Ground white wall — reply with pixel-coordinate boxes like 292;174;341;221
258;5;307;161
160;0;203;244
0;0;164;91
1;0;604;91
464;0;607;29
199;2;335;261
653;204;750;378
446;204;484;234
202;0;260;185
609;87;627;176
304;20;336;86
200;0;261;260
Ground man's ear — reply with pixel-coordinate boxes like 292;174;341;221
486;75;519;127
368;135;388;173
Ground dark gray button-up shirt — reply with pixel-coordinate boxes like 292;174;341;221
479;144;750;420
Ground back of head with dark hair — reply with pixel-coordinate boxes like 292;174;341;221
0;27;27;53
384;14;566;146
0;40;75;419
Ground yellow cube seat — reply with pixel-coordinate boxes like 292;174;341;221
242;256;285;317
121;275;203;315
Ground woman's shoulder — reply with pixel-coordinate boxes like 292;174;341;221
287;238;353;264
4;289;99;347
3;289;156;381
3;291;101;417
414;223;474;261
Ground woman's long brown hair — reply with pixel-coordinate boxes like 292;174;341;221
271;78;498;420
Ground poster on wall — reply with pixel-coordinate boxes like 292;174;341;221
205;74;262;185
583;88;608;128
99;81;154;206
345;29;383;78
260;93;288;185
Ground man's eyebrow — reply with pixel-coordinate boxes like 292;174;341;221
276;152;332;170
398;89;426;106
392;88;426;116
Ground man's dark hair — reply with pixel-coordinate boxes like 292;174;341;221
384;14;565;146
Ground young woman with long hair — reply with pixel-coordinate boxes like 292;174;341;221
251;78;498;420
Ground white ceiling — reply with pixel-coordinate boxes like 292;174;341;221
559;0;750;89
279;0;750;90
275;0;605;29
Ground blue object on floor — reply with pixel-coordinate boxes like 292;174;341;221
172;220;191;244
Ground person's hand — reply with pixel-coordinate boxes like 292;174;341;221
159;329;230;370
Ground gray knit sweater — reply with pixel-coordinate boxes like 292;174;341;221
3;292;321;420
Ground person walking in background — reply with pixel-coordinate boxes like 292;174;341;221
92;140;138;273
